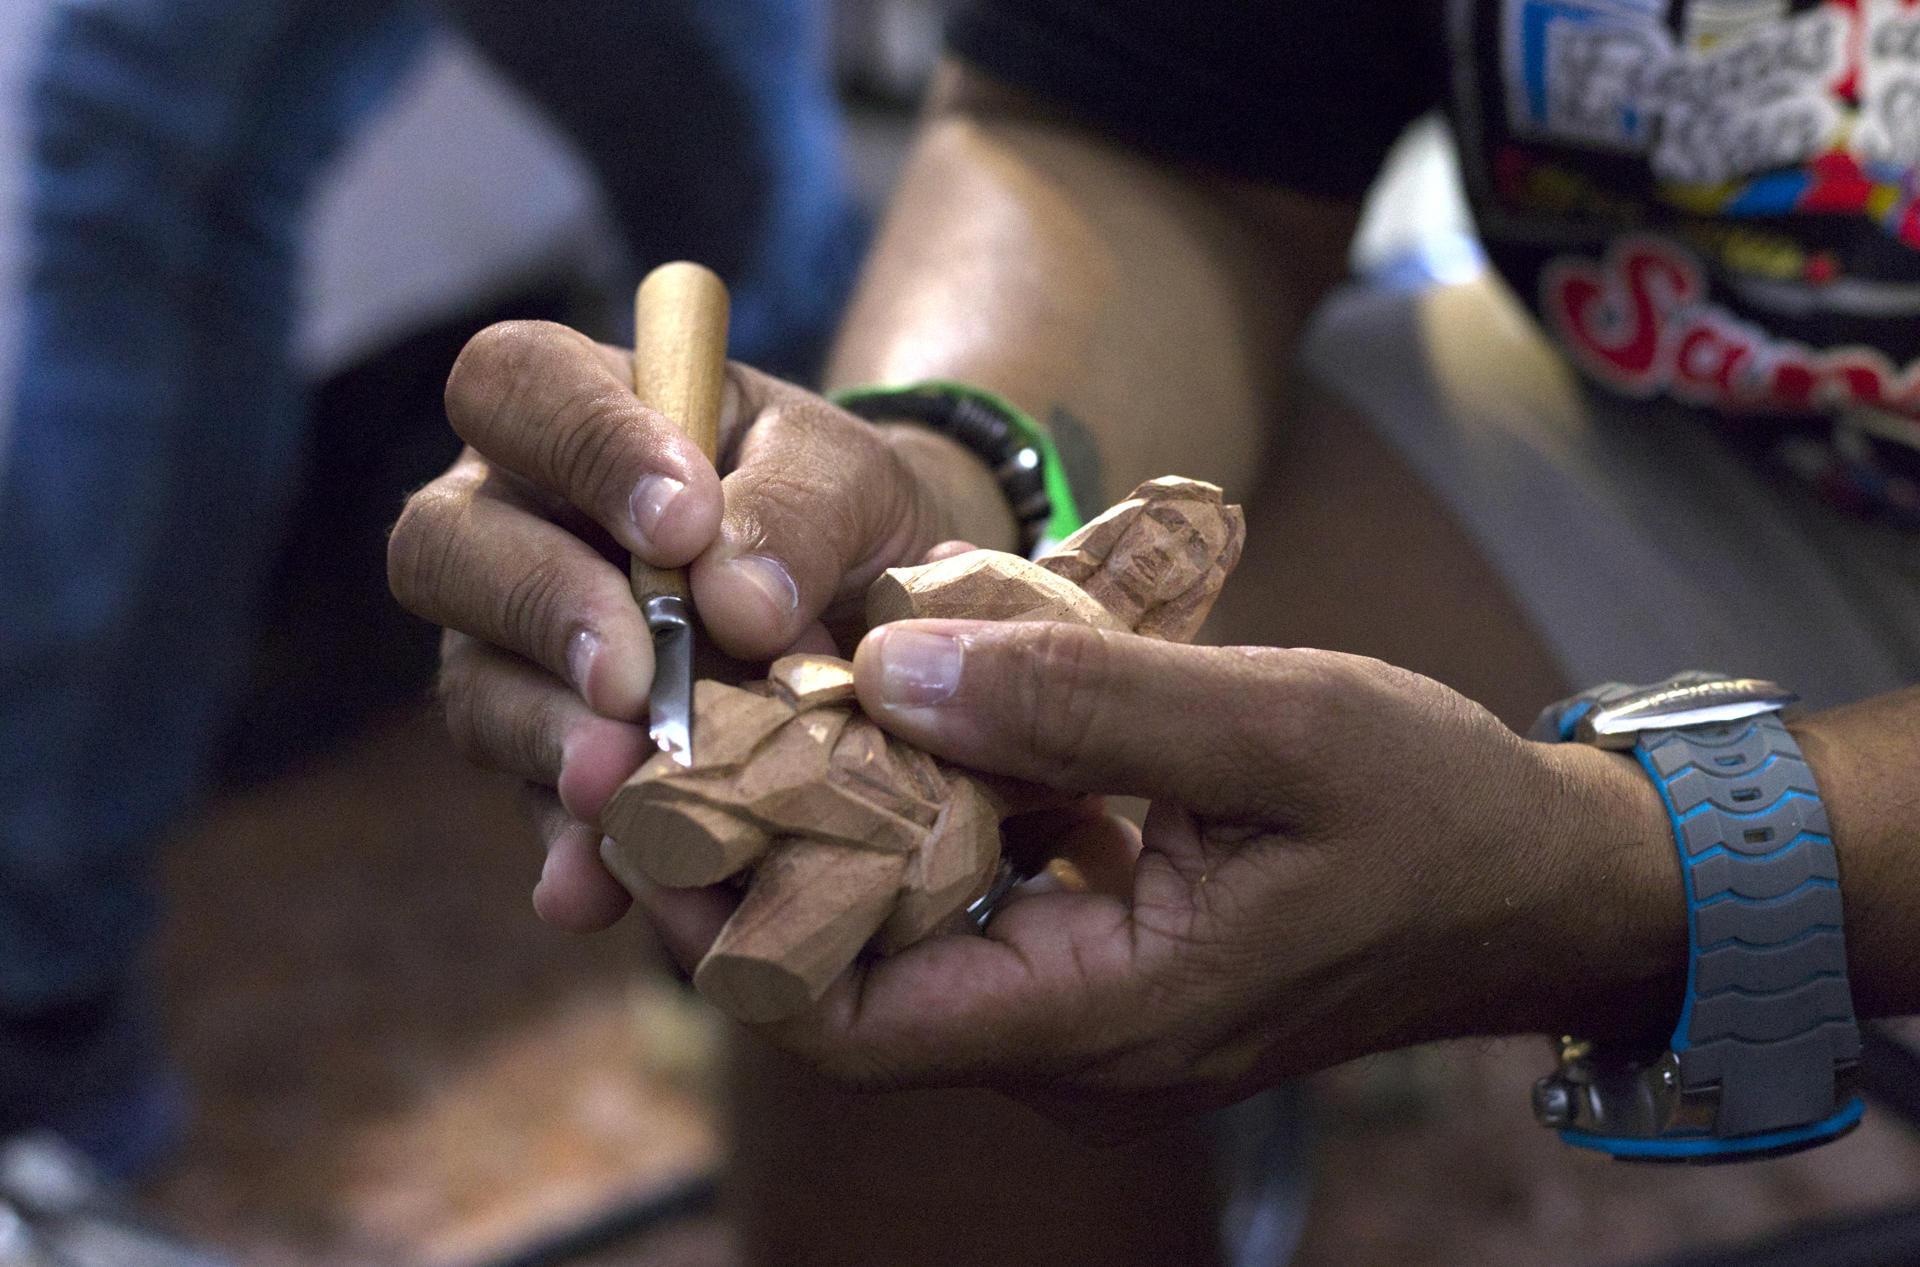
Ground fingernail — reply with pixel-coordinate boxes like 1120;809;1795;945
567;628;601;695
875;627;963;706
629;474;686;550
723;553;799;617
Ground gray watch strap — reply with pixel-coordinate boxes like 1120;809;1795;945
1640;713;1861;1136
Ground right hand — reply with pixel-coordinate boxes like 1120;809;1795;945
387;320;1011;931
640;620;1682;1137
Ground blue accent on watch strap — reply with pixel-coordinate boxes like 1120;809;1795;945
1559;1096;1864;1159
1554;699;1593;741
1637;740;1698;1056
1636;714;1860;1139
1529;675;1862;1160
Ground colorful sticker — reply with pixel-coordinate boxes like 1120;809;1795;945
1505;0;1672;149
1505;0;1846;182
1542;234;1920;424
1857;0;1920;164
1476;0;1920;499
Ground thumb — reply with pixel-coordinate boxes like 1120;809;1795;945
853;620;1311;815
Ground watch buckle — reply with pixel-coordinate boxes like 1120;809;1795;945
1575;676;1798;747
1531;1038;1716;1142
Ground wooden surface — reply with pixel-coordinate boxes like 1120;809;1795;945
766;654;858;710
876;772;1001;952
695;840;911;1025
865;550;1128;630
601;680;799;888
600;477;1249;1025
629;261;729;608
1036;475;1246;642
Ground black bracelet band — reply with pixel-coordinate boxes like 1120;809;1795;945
828;381;1081;557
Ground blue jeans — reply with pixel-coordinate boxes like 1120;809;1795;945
0;0;862;1165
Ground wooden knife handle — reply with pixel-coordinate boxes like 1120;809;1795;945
630;261;730;606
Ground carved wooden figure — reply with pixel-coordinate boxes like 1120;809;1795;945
601;477;1245;1023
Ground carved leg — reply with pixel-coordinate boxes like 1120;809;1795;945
694;838;910;1024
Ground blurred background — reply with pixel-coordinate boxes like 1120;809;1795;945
2;1;1918;1264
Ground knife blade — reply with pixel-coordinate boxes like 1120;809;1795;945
631;261;729;766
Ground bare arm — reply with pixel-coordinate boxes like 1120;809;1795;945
1796;687;1920;1020
830;64;1358;519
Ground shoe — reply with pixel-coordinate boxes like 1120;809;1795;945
0;1133;232;1267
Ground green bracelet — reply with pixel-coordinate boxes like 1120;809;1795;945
829;379;1084;556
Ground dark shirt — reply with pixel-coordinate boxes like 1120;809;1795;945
947;0;1446;197
951;0;1920;523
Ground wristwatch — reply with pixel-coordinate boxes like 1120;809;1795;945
1528;671;1864;1161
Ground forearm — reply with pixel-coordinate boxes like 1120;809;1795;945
827;63;1356;524
1505;686;1920;1052
1794;685;1920;1020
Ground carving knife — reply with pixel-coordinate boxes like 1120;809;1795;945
631;261;729;766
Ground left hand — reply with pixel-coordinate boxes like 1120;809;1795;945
638;619;1685;1136
386;322;1014;932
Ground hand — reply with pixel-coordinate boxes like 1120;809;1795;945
641;620;1686;1136
387;321;1013;931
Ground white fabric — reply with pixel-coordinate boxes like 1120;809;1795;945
294;26;614;377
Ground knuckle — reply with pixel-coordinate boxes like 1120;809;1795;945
435;647;489;765
736;463;866;577
544;386;642;509
1277;649;1363;740
447;320;642;511
865;447;936;571
499;555;576;666
386;484;465;616
436;644;563;780
1016;624;1115;783
716;362;759;460
444;320;551;435
1184;647;1363;822
742;403;904;549
1233;646;1340;761
806;1048;901;1095
1204;656;1311;815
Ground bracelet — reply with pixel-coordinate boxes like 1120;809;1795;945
829;380;1084;557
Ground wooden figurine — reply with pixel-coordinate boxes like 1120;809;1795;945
600;477;1246;1023
864;550;1128;631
